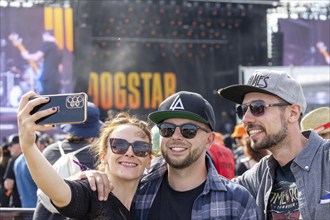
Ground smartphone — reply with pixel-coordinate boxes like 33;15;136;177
30;93;88;125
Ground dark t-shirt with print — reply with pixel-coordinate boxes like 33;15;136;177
267;160;301;219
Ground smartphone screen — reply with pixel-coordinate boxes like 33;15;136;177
30;93;88;125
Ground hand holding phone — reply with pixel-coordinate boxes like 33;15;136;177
30;93;88;125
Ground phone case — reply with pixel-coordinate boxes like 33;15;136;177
30;93;88;125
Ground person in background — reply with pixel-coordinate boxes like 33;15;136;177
222;133;235;151
3;134;22;207
235;135;269;176
11;132;52;208
106;109;118;121
13;133;45;207
300;106;330;139
20;30;62;95
0;142;11;207
231;124;247;162
150;125;161;156
33;101;103;220
218;69;330;219
82;91;257;219
208;132;235;179
36;133;54;152
17;91;152;219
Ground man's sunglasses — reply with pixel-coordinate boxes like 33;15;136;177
109;138;151;157
157;122;211;139
236;101;290;119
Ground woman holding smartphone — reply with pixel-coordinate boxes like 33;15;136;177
17;91;152;219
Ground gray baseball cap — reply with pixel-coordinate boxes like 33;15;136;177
218;69;307;114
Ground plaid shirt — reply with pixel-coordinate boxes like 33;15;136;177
132;155;257;220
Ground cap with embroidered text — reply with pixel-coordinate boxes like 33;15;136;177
218;69;307;114
148;91;215;131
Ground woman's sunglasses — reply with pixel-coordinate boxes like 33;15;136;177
236;101;290;119
109;138;151;157
157;122;211;139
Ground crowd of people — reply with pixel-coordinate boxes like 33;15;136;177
0;69;329;220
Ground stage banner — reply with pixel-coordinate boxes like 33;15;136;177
71;1;241;127
279;19;330;66
73;37;232;123
0;7;73;141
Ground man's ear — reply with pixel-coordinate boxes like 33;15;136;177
206;132;215;150
288;104;301;123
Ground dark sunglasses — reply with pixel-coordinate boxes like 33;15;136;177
157;122;211;139
109;138;151;157
236;101;290;119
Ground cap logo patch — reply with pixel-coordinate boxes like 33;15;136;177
169;95;184;111
248;74;269;88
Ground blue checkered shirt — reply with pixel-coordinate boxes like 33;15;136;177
132;155;257;220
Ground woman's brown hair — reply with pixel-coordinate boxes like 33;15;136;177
90;112;151;171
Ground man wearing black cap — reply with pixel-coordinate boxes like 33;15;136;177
218;69;330;220
135;91;256;219
0;142;11;207
13;132;46;208
3;134;22;207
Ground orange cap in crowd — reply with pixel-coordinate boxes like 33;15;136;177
231;124;247;138
214;132;224;145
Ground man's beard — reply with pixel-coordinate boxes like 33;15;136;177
161;142;204;169
251;114;288;151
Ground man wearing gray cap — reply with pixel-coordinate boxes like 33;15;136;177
218;69;330;220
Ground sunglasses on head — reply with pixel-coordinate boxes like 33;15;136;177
109;138;151;157
157;122;211;139
236;101;290;119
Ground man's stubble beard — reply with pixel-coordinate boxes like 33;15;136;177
161;143;205;169
251;112;288;151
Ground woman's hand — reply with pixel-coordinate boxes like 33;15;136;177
17;91;56;150
17;91;72;208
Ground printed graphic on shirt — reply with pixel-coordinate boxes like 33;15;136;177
268;181;301;219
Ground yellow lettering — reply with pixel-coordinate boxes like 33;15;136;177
87;71;177;110
100;72;113;109
151;72;163;108
88;72;99;106
164;72;176;98
141;72;152;108
127;72;140;109
114;72;126;109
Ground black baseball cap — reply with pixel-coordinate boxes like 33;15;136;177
8;133;19;145
148;91;216;131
